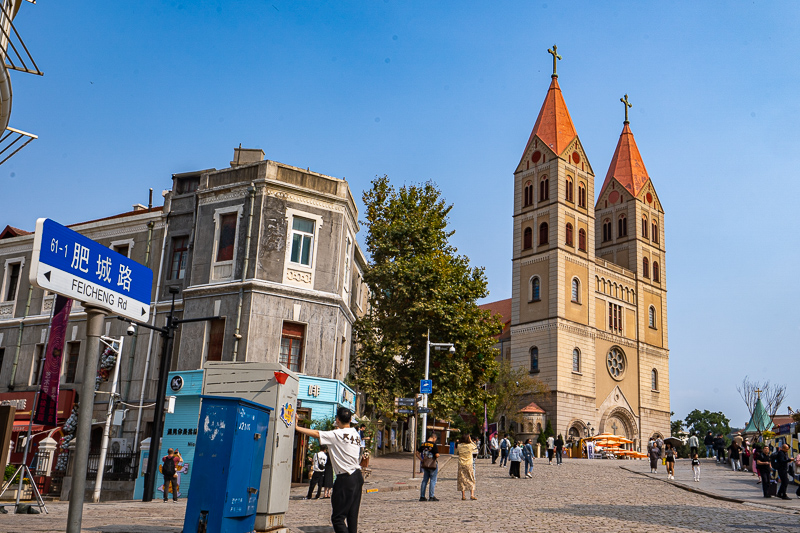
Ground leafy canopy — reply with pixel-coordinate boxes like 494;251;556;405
352;176;502;419
488;360;549;429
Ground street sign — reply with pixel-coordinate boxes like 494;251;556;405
29;218;153;322
396;408;414;414
420;380;432;394
395;397;415;406
417;407;431;414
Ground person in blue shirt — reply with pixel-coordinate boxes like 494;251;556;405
508;441;523;478
522;439;535;478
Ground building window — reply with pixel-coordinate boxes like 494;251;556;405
280;322;305;373
641;215;648;239
643;257;650;278
30;344;44;386
608;303;623;334
607;347;626;380
169;237;189;280
652;261;660;282
652;219;659;244
3;262;21;301
578;229;587;251
290;217;315;267
565;176;574;202
565;223;574;247
523;227;532;250
216;213;238;262
649;306;657;328
651;369;659;391
618;214;628;237
524;181;533;207
539;223;549;245
578;182;586;208
529;276;540;302
65;342;80;383
571;278;581;303
602;219;611;242
112;243;130;258
529;347;539;373
539;176;549;201
572;348;581;373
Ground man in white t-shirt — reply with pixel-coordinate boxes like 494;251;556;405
296;407;362;533
547;435;555;465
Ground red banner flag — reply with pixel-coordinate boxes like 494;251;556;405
33;295;72;426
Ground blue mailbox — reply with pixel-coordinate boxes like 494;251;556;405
183;396;272;533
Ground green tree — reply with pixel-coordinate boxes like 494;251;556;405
683;409;731;456
488;360;549;433
352;176;502;419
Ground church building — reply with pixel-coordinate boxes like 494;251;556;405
503;47;670;449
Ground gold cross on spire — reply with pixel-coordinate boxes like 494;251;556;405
547;45;562;78
755;388;762;399
621;94;632;124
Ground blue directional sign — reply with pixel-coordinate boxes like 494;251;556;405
29;218;153;321
420;379;432;394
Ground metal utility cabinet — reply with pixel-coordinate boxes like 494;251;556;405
203;362;299;533
183;396;271;533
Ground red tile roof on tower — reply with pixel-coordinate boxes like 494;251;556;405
599;123;650;198
519;401;545;414
521;76;578;159
479;298;511;340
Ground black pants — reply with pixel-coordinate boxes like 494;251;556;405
163;475;177;501
759;469;771;497
777;469;789;497
491;449;498;463
716;449;725;462
307;471;324;499
331;470;363;533
509;461;520;478
690;446;698;457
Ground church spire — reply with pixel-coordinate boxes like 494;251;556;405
519;45;577;160
599;94;650;198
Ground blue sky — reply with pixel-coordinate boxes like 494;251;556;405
2;1;799;428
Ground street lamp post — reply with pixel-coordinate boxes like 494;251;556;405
118;287;220;502
420;331;455;443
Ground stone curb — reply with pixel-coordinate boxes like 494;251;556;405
619;466;800;515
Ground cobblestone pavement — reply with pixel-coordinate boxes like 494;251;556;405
2;457;798;532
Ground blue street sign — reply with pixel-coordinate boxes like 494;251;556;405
29;218;154;321
420;379;432;394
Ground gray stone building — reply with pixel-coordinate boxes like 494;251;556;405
0;147;367;456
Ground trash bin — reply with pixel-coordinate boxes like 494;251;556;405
449;441;455;455
183;396;272;533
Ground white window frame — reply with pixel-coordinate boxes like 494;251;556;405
2;257;25;303
211;205;244;281
110;239;135;258
341;231;354;302
283;208;324;288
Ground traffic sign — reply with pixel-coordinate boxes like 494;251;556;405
396;397;416;406
29;218;154;322
420;380;432;394
417;407;431;414
396;408;414;415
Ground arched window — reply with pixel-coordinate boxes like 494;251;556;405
571;277;580;303
602;219;612;242
524;181;533;207
578;229;587;251
649;305;656;328
565;176;574;202
530;347;539;373
652;218;659;244
618;214;627;237
523;227;532;250
642;257;649;278
572;348;581;373
565;223;574;246
652;261;660;282
578;182;586;208
539;222;549;245
651;368;658;391
539;176;549;201
529;276;541;302
641;215;648;239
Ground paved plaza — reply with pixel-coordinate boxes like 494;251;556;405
1;455;798;532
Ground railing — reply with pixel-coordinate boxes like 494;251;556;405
86;451;139;482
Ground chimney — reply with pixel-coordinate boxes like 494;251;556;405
132;203;147;212
231;145;265;167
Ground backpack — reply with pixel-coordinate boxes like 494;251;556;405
770;452;780;470
500;438;509;450
162;455;176;477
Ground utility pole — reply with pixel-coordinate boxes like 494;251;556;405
420;330;454;443
91;336;124;503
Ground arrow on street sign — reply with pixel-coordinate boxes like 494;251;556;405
395;397;416;406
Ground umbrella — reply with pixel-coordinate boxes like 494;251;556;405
663;437;684;447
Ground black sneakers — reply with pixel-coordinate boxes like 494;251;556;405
428;497;439;502
419;497;427;502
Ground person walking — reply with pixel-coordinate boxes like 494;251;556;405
714;434;726;464
754;445;772;498
456;434;478;500
490;433;499;464
665;443;676;480
729;441;742;472
742;442;751;473
691;453;701;482
554;434;564;465
522;439;534;478
546;435;555;465
508;441;523;478
687;433;699;457
161;448;179;502
774;443;791;500
295;407;364;533
322;448;334;498
418;433;440;502
306;446;328;499
499;434;511;467
648;439;660;474
704;431;715;459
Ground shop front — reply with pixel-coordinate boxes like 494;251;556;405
0;389;76;466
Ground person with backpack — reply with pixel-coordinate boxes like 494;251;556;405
306;446;328;499
418;433;440;501
161;448;179;502
499;434;511;467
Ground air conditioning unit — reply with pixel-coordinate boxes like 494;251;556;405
109;438;130;454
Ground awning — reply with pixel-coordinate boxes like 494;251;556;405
11;421;45;433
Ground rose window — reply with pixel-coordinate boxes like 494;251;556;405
607;348;625;379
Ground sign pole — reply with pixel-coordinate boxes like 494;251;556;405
411;412;417;479
91;336;124;503
66;305;107;533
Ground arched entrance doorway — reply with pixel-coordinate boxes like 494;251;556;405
600;407;638;450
